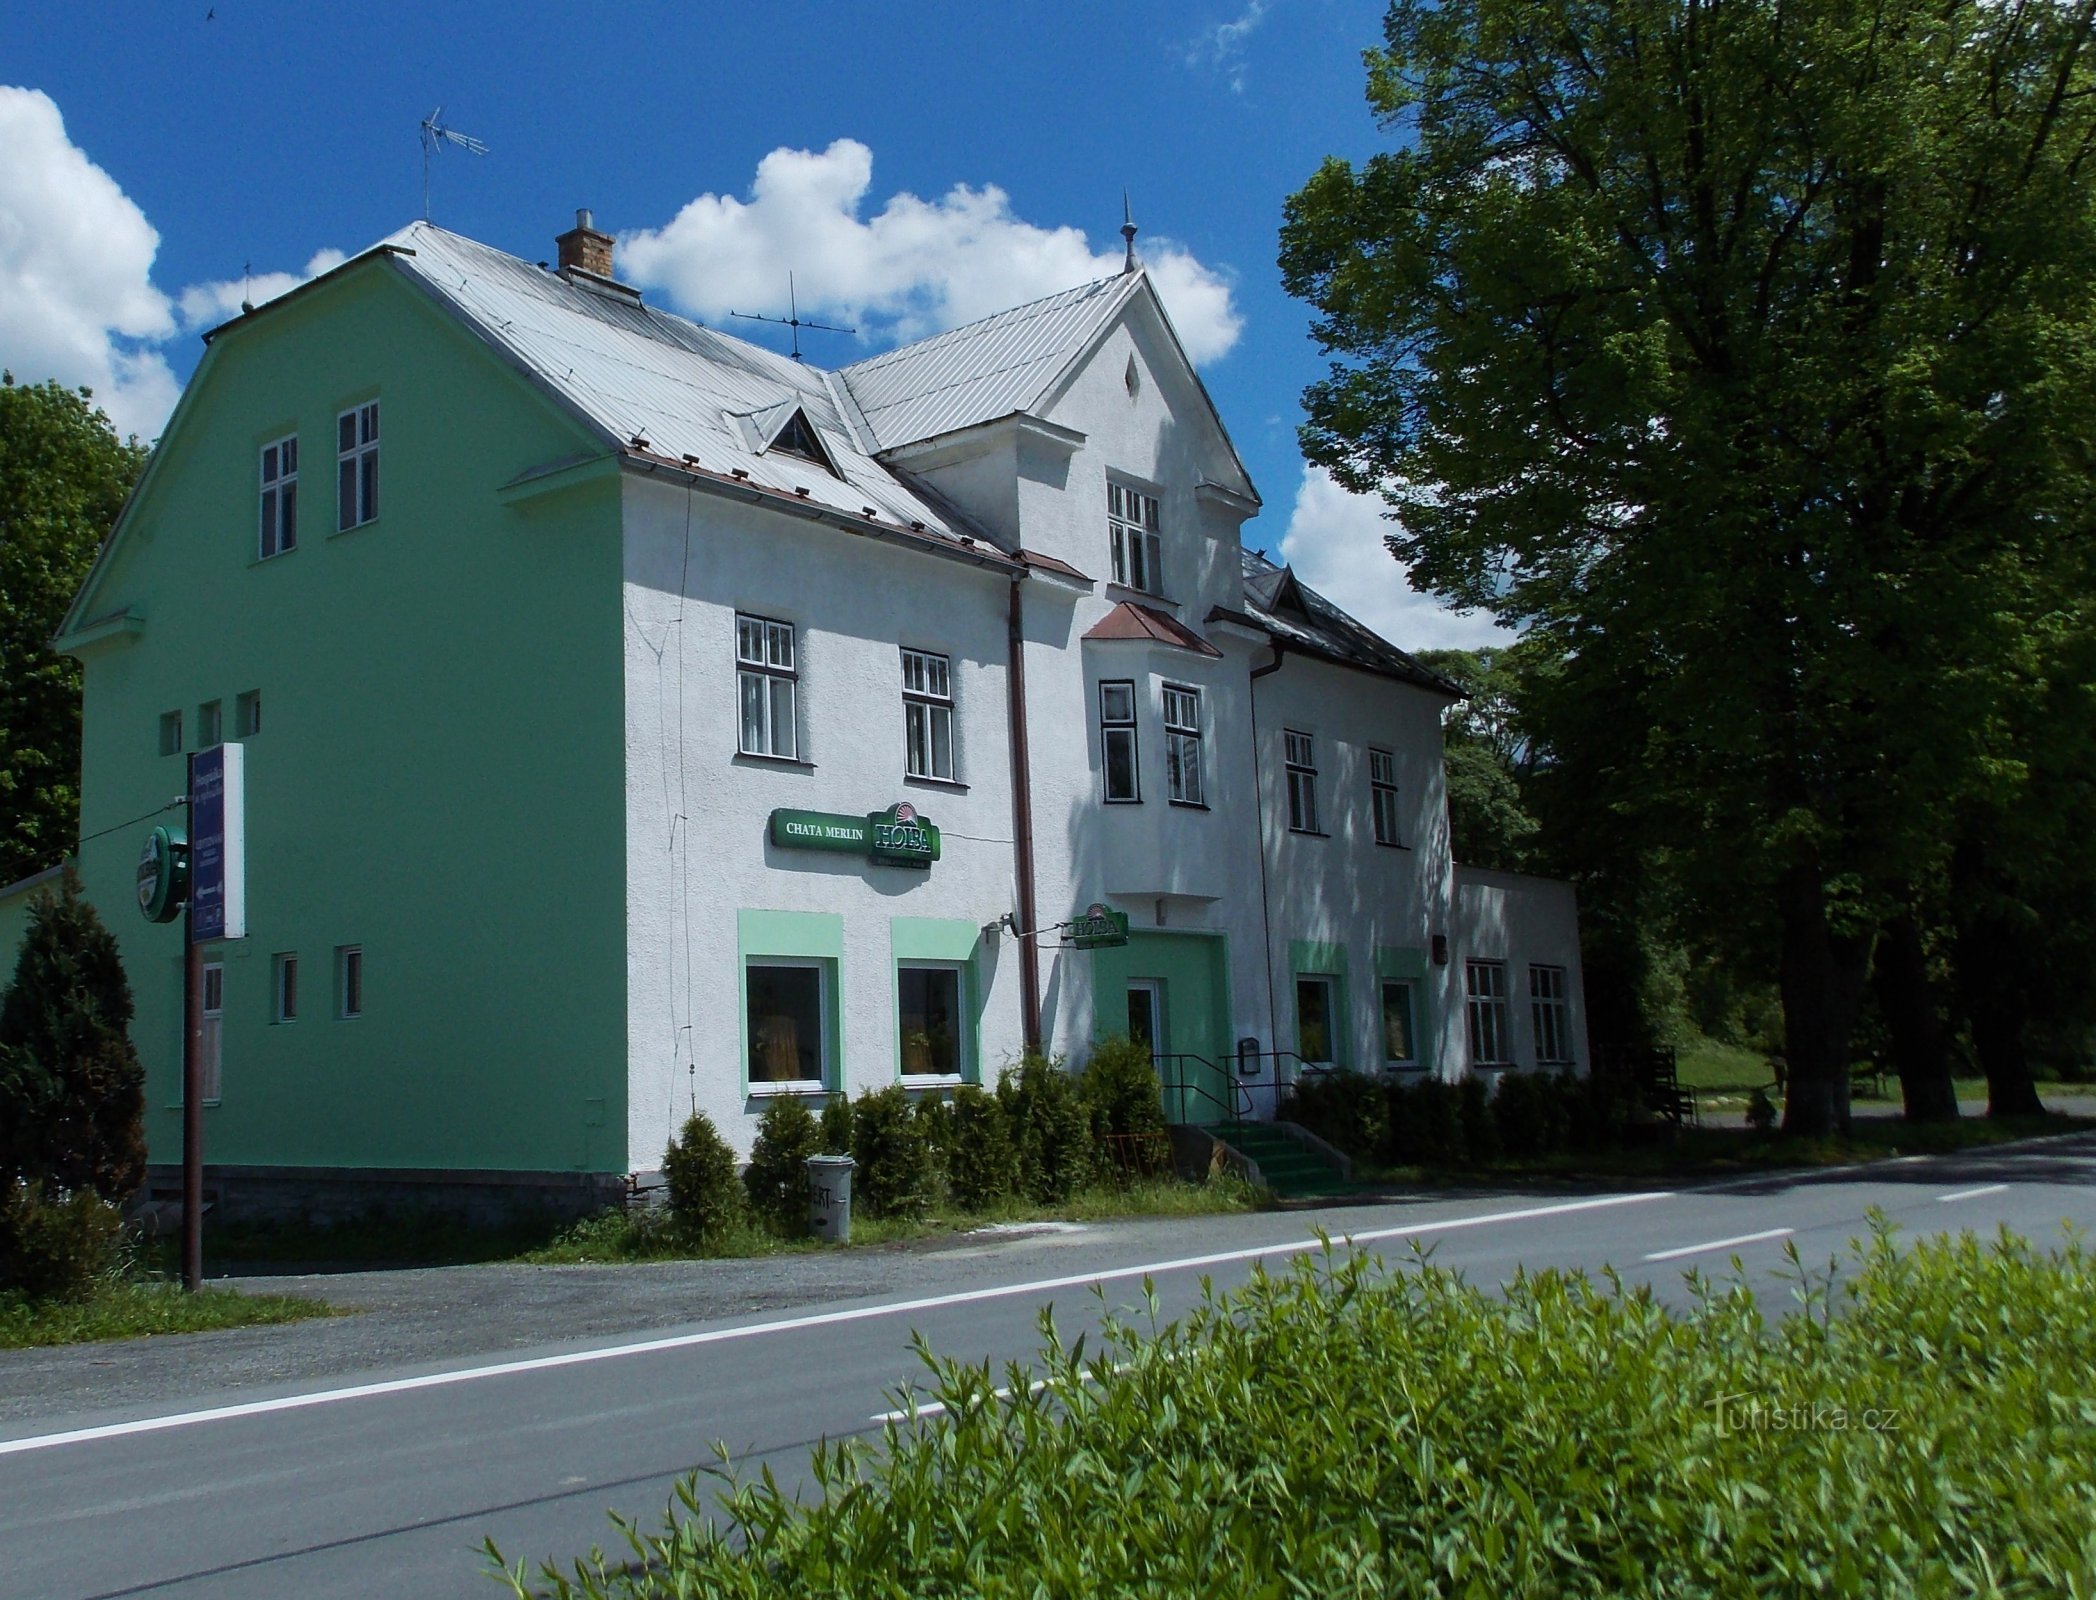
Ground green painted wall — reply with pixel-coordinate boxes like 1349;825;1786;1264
66;260;629;1176
889;916;986;1083
737;909;845;1093
1090;930;1233;1123
1287;938;1353;1069
1375;944;1437;1073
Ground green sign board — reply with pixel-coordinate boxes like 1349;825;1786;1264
770;803;940;868
1068;902;1129;949
136;824;188;924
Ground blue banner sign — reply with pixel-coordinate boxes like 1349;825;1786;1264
189;744;246;943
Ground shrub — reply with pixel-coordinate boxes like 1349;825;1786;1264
819;1095;854;1157
0;1180;125;1301
743;1097;823;1234
1568;1068;1634;1151
1080;1036;1170;1183
850;1086;935;1221
662;1113;741;1243
1388;1077;1465;1165
1458;1075;1501;1164
1282;1069;1388;1163
945;1084;1016;1212
997;1055;1093;1203
1494;1070;1573;1159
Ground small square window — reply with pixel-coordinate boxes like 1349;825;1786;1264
235;690;262;737
272;953;299;1023
198;700;222;749
158;710;183;757
337;946;364;1020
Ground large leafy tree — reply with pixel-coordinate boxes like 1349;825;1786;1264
0;375;149;886
1282;0;2096;1134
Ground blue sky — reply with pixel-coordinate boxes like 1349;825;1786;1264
4;0;1503;647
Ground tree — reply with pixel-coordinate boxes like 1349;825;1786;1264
0;375;150;885
0;870;147;1202
1415;646;1542;871
1281;0;2096;1134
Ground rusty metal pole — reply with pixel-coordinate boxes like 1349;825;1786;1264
181;754;203;1293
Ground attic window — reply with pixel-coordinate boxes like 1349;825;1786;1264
766;408;840;476
1124;356;1140;399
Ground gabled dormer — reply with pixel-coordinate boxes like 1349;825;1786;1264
732;399;843;479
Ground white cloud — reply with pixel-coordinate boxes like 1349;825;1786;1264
621;139;1243;365
0;86;180;440
1277;466;1514;651
1188;0;1273;93
177;249;348;331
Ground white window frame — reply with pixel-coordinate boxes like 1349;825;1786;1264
1381;978;1419;1068
896;960;969;1084
200;963;224;1104
336;400;379;530
1370;748;1402;846
272;952;299;1025
159;710;183;757
736;613;799;759
236;690;262;738
1530;965;1572;1065
1099;679;1140;803
338;946;364;1021
1108;481;1163;596
900;648;955;782
1162;684;1204;807
1284;729;1320;834
259;434;298;558
745;957;832;1094
1466;959;1511;1067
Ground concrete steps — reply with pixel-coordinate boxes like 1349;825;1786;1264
1209;1121;1354;1199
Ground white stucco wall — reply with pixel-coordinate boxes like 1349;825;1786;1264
1451;866;1591;1075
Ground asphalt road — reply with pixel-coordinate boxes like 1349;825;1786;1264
4;1130;2093;1600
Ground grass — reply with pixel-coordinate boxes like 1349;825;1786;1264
0;1278;335;1349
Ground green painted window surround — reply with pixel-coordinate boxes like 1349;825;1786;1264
1376;945;1437;1073
890;916;983;1085
738;910;844;1096
1288;938;1351;1070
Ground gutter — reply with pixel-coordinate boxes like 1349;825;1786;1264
1008;578;1043;1054
1248;642;1287;1061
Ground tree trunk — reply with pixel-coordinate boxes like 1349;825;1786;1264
1872;913;1960;1122
1950;838;2049;1120
1778;865;1874;1138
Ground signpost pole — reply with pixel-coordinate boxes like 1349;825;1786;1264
180;755;203;1293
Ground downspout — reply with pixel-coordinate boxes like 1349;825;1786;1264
1007;576;1043;1054
1249;642;1286;1063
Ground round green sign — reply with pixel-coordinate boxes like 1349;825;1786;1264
136;825;188;924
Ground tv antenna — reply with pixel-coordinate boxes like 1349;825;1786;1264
730;274;854;362
419;107;489;222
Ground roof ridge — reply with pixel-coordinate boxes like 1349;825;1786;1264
840;272;1124;375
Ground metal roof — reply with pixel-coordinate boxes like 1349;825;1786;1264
1233;550;1464;696
1081;601;1222;656
837;275;1144;451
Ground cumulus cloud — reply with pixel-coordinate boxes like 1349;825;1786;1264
176;248;349;331
0;86;180;440
1188;0;1273;93
1277;466;1514;651
621;139;1243;365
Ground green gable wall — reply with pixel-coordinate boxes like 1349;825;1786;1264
67;260;629;1179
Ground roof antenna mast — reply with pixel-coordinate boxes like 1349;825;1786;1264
1121;192;1139;274
419;107;490;223
730;273;856;362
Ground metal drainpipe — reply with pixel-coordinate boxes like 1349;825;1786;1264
1007;577;1043;1054
1248;643;1286;1073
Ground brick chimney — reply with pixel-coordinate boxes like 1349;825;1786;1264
555;208;614;278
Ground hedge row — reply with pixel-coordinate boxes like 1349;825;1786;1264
1285;1067;1633;1167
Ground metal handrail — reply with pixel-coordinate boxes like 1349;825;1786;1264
1151;1053;1254;1123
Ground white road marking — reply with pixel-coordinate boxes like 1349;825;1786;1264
1937;1183;2009;1203
1643;1227;1794;1263
0;1188;1670;1460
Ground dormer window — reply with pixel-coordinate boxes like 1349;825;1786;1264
1108;481;1162;595
746;402;842;478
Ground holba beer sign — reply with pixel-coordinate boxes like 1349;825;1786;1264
770;802;941;868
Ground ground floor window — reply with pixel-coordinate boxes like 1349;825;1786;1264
337;946;363;1019
1381;979;1417;1067
272;953;299;1023
898;963;966;1080
747;960;828;1089
1296;975;1339;1067
1530;964;1572;1064
1466;959;1510;1066
200;963;223;1104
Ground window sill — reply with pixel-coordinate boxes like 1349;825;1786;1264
747;1080;829;1098
1104;583;1181;612
1167;798;1211;811
330;517;380;539
735;751;816;772
899;1074;967;1089
1374;839;1412;851
1288;828;1330;839
248;550;299;568
904;774;969;793
1103;795;1143;806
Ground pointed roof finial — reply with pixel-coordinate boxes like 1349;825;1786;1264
1121;192;1139;275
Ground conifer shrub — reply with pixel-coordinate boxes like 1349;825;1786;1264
1459;1075;1501;1164
1079;1035;1170;1182
1389;1077;1465;1165
997;1055;1093;1204
0;1180;125;1301
662;1113;741;1243
944;1084;1016;1212
819;1095;854;1158
850;1086;935;1221
1281;1069;1388;1162
1495;1070;1574;1158
743;1097;822;1234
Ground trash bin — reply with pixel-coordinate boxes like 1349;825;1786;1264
807;1154;856;1243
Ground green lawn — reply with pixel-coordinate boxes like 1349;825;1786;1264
0;1280;335;1349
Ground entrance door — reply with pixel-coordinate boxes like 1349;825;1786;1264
1098;934;1231;1126
1127;981;1161;1057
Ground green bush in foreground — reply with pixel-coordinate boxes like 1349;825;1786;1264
494;1223;2096;1598
741;1097;821;1235
0;1180;124;1299
662;1114;741;1244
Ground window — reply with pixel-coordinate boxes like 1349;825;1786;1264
336;400;379;530
747;960;828;1089
259;434;298;558
158;710;183;757
1107;481;1163;595
1284;730;1320;833
1531;965;1572;1064
736;613;798;759
1099;680;1139;802
1163;684;1204;806
1370;749;1402;846
898;964;965;1080
272;953;299;1024
338;946;364;1020
901;648;954;782
198;700;222;749
200;963;223;1104
1296;976;1339;1067
236;690;262;737
1382;980;1418;1066
1466;960;1510;1066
